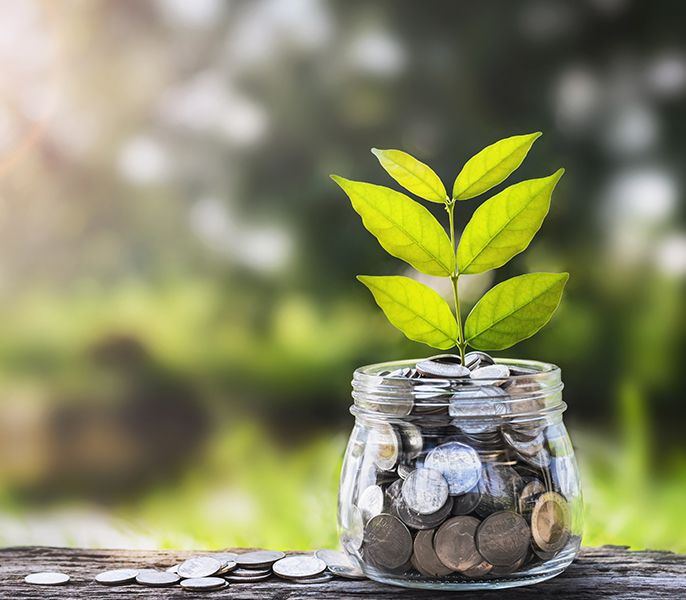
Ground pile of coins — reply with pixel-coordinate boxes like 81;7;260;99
343;353;579;581
24;549;365;591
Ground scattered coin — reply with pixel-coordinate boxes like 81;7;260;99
216;560;237;575
95;568;139;585
235;550;286;568
531;492;571;554
290;573;335;584
417;355;470;378
412;529;453;577
180;577;228;591
136;569;181;587
24;572;70;586
314;549;365;579
401;467;449;514
363;513;413;569
166;564;179;574
272;555;327;580
425;442;482;495
177;556;222;579
230;567;272;577
358;484;385;522
225;572;272;583
434;516;482;573
476;511;531;566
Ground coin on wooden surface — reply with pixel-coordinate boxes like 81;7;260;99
314;549;365;579
290;573;335;584
476;511;531;566
531;491;571;554
180;577;228;591
412;529;453;577
433;515;482;573
425;441;482;495
230;567;272;577
272;555;327;579
95;568;138;585
401;467;449;514
363;513;413;569
235;550;286;568
24;572;70;586
177;556;222;579
135;569;181;587
225;572;272;583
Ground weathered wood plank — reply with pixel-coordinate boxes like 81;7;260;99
0;546;684;599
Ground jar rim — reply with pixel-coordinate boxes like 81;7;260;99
351;358;564;421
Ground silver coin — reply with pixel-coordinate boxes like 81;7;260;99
136;569;181;587
180;577;228;591
216;561;237;575
449;386;509;434
95;568;139;585
425;441;482;495
464;351;495;370
470;364;511;382
417;355;470;378
368;423;400;470
475;464;524;517
177;556;222;579
401;467;449;514
358;484;385;522
166;564;179;574
290;573;335;584
24;572;70;586
272;555;327;579
397;462;414;480
397;422;423;459
235;550;286;568
225;572;272;582
230;567;272;577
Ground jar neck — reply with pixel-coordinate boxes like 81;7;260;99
351;358;565;424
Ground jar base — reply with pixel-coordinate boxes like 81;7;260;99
362;545;578;591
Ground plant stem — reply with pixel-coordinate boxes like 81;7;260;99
446;201;466;362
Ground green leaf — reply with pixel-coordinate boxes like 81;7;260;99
358;275;458;350
452;132;542;200
457;169;564;275
465;272;569;350
331;176;455;277
371;148;447;203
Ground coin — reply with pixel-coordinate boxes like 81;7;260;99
398;422;423;459
394;491;454;530
475;463;523;516
417;355;470;378
95;568;138;585
401;468;449;514
24;572;70;586
451;486;482;515
290;573;335;584
180;577;228;591
433;516;482;573
531;491;571;554
216;561;237;575
470;364;511;382
425;441;482;495
177;556;222;579
314;549;366;579
397;462;414;480
518;479;546;515
166;564;179;574
475;511;530;566
135;569;181;587
489;554;527;576
464;351;494;370
358;484;385;522
230;567;272;577
368;423;400;470
235;550;286;568
363;513;413;569
272;555;327;579
502;428;545;456
412;529;453;577
225;572;272;583
460;559;494;578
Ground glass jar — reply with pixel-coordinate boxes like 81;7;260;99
338;358;582;591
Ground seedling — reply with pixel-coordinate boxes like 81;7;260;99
331;132;568;363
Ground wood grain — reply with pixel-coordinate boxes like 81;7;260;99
0;546;684;599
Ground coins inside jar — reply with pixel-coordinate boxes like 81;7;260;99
349;354;579;582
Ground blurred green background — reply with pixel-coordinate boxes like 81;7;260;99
0;0;685;553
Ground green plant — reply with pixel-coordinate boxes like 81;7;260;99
331;133;568;362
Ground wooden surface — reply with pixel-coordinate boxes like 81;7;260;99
0;546;684;599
